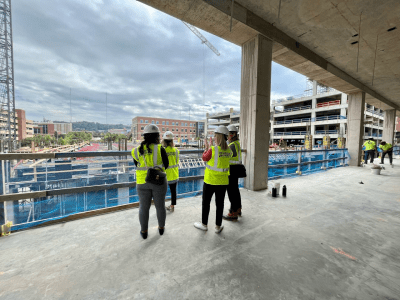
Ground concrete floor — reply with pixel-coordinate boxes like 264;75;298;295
0;157;400;300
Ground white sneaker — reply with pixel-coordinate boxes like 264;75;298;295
215;225;224;233
194;222;208;231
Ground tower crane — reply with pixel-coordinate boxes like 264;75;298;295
182;21;220;56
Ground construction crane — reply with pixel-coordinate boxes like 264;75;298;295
182;21;220;56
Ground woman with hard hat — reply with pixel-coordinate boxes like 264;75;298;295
131;124;169;239
194;125;232;233
223;124;242;222
162;131;180;212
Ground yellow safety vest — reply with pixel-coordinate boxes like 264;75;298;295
379;143;392;151
132;144;165;185
204;146;232;185
165;146;179;183
229;140;242;165
363;141;375;151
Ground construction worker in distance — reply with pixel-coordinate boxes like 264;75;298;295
162;131;180;212
223;124;242;222
363;138;376;164
194;125;232;234
379;141;394;167
132;124;169;240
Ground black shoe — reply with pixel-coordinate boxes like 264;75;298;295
140;231;148;239
159;227;165;235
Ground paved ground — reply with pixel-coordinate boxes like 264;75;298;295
0;157;399;300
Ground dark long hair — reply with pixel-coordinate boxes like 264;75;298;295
139;133;160;155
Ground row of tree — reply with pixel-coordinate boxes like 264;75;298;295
101;133;131;143
21;132;93;147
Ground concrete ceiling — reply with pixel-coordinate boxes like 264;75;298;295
138;0;400;116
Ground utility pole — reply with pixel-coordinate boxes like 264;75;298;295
106;92;108;133
70;88;72;123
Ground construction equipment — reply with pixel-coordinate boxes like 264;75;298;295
182;21;220;56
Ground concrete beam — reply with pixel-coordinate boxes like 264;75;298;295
240;35;271;191
382;109;396;145
203;0;400;112
347;92;365;167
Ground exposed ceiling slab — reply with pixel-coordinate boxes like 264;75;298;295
137;0;400;116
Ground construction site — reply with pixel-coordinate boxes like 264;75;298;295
1;0;400;299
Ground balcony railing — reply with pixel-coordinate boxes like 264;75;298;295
274;131;308;136
316;100;340;108
0;148;349;231
366;109;384;117
274;105;312;114
274;118;311;125
314;115;346;122
315;130;339;135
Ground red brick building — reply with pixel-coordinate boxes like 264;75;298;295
15;109;26;141
131;116;198;141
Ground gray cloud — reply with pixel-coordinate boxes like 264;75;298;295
13;0;307;125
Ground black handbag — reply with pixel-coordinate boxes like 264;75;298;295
142;153;166;185
230;164;247;178
145;166;166;185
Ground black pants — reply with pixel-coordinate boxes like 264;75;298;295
365;150;375;163
227;176;241;212
169;183;177;205
202;183;227;227
381;151;393;164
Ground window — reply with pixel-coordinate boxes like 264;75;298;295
145;120;148;123
151;121;155;124
162;121;165;125
167;128;169;131
172;122;175;125
182;129;184;132
140;120;143;123
190;130;192;133
185;129;187;132
166;121;169;125
156;121;159;124
162;128;165;131
172;128;174;131
141;126;144;130
190;123;192;126
185;123;187;126
181;122;184;126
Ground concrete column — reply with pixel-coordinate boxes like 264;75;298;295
312;80;317;96
240;34;272;191
347;92;365;166
382;109;396;144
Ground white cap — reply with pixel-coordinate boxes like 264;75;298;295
227;125;238;132
163;131;174;140
214;125;229;136
142;124;160;135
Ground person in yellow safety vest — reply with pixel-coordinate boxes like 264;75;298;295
131;124;170;240
363;138;376;164
223;124;242;222
194;125;232;233
379;141;394;167
162;131;180;212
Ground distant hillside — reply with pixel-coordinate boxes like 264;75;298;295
72;121;130;132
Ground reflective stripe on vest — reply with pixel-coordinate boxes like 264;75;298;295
229;140;242;164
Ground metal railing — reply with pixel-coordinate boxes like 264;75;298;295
315;130;339;135
274;105;311;114
366;108;384;117
0;148;350;230
274;118;311;125
274;131;307;136
314;115;346;122
316;100;340;108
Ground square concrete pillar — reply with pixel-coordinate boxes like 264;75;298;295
347;92;365;166
382;109;396;144
240;35;272;191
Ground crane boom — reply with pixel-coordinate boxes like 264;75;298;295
182;21;220;56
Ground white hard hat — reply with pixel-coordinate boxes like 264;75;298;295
227;124;238;132
163;131;174;140
142;124;160;135
214;125;229;136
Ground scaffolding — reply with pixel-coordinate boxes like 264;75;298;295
0;0;15;151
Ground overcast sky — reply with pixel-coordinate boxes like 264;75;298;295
13;0;307;125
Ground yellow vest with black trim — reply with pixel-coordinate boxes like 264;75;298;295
379;143;392;151
165;146;179;183
131;144;165;185
229;140;242;165
204;146;232;185
363;140;376;151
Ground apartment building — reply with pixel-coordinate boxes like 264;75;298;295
0;109;18;142
131;116;198;141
